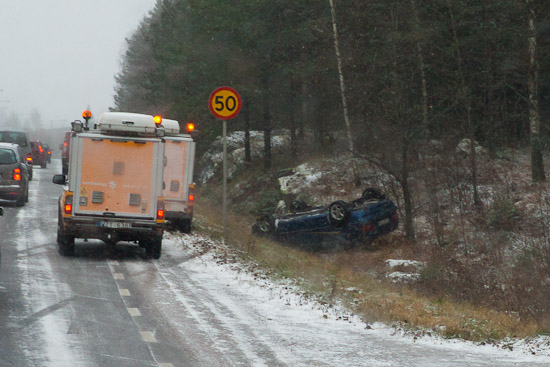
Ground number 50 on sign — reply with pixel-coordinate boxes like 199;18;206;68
209;86;242;120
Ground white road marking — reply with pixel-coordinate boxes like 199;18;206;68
113;273;125;280
109;260;120;266
127;308;141;317
140;331;157;343
119;289;131;297
159;364;174;367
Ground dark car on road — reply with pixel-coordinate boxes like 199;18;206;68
42;143;52;163
0;143;30;206
253;188;398;247
30;140;48;168
0;129;33;180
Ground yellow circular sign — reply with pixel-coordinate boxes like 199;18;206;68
209;87;242;120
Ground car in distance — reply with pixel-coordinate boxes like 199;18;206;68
0;129;33;180
30;140;48;168
60;131;71;175
0;143;30;206
42;143;52;163
253;188;398;247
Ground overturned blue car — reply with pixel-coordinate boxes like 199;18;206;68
252;188;398;246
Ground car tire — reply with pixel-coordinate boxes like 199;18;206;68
15;195;25;207
362;187;385;201
24;184;29;203
256;214;275;234
328;200;350;227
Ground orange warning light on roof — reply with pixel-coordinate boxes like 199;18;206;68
154;115;162;126
82;110;92;119
186;122;195;132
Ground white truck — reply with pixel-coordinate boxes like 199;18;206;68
53;112;166;258
162;119;196;232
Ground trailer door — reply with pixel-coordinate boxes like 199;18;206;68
74;136;162;218
163;136;195;205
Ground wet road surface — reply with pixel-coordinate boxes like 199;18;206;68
1;160;549;367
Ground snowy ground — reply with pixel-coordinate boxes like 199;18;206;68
157;231;550;366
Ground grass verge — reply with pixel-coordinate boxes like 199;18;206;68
193;199;539;342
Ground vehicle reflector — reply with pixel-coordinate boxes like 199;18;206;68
188;194;195;202
391;212;398;222
186;122;195;132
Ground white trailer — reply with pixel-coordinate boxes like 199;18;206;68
161;119;196;232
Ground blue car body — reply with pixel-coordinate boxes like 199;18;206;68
254;192;398;245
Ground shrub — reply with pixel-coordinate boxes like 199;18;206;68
488;193;521;231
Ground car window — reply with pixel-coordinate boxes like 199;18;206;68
0;131;28;147
0;148;17;164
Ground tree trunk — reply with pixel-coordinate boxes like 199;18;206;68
290;79;298;159
262;76;272;171
448;2;482;210
401;138;415;241
527;0;545;182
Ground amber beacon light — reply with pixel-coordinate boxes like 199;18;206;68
82;110;92;119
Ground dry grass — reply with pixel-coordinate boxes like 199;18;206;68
193;198;540;341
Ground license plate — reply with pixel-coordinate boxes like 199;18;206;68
98;221;131;229
378;218;390;226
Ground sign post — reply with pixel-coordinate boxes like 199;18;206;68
209;87;242;242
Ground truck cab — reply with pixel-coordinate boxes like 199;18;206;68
53;112;166;258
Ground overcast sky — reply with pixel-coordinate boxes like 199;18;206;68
0;0;157;128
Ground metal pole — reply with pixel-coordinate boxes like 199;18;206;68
222;119;228;243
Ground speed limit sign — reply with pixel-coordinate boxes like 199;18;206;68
209;86;242;120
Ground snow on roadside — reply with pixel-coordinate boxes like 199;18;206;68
161;232;550;366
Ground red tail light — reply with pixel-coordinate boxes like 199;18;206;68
13;168;21;181
362;223;376;233
64;195;73;215
188;184;195;202
26;154;32;163
39;145;44;153
391;212;398;222
156;200;165;221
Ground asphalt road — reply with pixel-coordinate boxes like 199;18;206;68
1;159;549;367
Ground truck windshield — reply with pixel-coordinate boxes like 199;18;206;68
0;148;17;164
0;131;28;147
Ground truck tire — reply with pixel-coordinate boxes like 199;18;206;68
145;237;162;259
57;214;75;256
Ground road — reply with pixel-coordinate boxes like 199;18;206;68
1;159;549;367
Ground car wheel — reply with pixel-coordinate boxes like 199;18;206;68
328;200;350;227
362;187;385;201
24;185;29;203
256;214;275;234
15;195;25;207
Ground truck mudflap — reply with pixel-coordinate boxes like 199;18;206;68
62;216;163;242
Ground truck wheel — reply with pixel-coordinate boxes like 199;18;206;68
178;219;191;233
145;237;162;259
57;214;75;256
57;228;75;256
